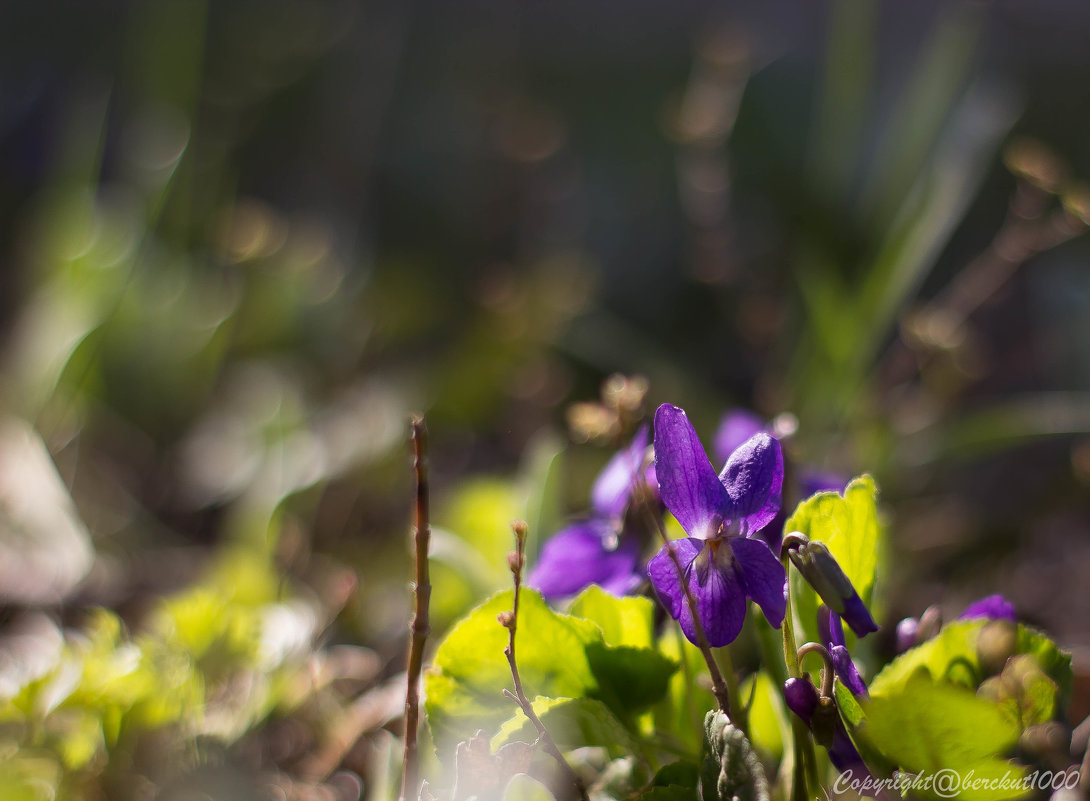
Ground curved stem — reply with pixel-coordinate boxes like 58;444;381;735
796;642;836;699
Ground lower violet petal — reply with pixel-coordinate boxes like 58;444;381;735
647;538;703;621
684;551;747;647
732;536;787;628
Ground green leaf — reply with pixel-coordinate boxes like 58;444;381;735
869;620;1072;703
575;590;678;716
980;655;1058;729
834;680;864;729
785;475;882;644
860;672;1026;801
568;586;656;649
653;630;715;754
586;643;678;718
492;696;639;758
426;590;600;746
869;620;984;697
652;762;699;789
700;710;770;801
639;786;700;801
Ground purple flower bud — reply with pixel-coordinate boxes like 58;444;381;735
787;540;878;638
895;616;919;654
783;677;820;723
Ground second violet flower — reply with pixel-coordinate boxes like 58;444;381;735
647;403;787;648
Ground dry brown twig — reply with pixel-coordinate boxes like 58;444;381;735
500;520;588;801
399;416;432;801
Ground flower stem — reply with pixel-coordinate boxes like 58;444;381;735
780;546;819;801
638;481;733;717
399;416;431;801
715;644;747;736
502;521;588;801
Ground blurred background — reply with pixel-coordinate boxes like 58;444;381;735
4;0;1090;797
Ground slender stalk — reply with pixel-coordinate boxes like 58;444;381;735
637;480;733;716
714;644;746;735
780;541;819;801
399;417;431;801
502;521;588;801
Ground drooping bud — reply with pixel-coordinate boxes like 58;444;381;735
783;677;819;723
786;538;878;638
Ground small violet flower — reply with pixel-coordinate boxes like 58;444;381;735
527;426;649;600
895;594;1015;653
959;594;1016;622
647;404;786;648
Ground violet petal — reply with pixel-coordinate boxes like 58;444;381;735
591;425;649;519
732;536;787;628
959;594;1016;622
830;644;868;698
684;552;748;648
647;537;703;621
653;404;730;538
719;433;783;534
841;592;879;639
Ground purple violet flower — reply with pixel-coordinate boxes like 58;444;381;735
646;404;786;648
527;426;650;600
895;595;1014;653
959;594;1016;622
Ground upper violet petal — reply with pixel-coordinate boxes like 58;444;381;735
719;433;783;534
731;536;787;628
713;409;767;466
591;425;650;519
959;594;1016;622
647;537;703;621
527;520;639;601
653;405;730;538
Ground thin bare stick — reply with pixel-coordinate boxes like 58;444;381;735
399;416;432;801
636;477;733;717
501;520;588;801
